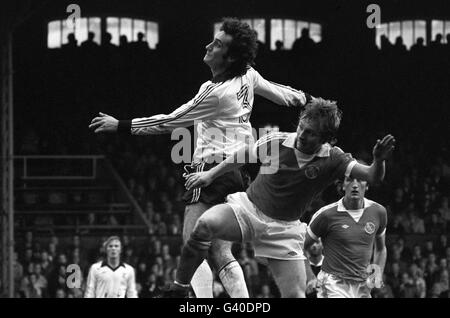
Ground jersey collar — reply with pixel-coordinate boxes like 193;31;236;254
337;197;373;212
101;260;126;271
282;133;331;157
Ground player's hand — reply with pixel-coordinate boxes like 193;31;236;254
89;112;119;133
372;134;395;162
306;278;319;294
366;275;385;290
184;171;213;190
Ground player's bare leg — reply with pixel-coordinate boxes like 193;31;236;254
167;204;242;297
210;240;249;298
183;202;214;298
267;259;307;298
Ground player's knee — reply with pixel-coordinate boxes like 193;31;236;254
192;217;216;241
209;241;233;263
210;249;234;270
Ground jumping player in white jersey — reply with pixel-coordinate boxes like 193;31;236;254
89;18;314;298
165;99;395;297
304;170;388;298
85;236;137;298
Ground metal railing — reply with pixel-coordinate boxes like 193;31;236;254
14;155;104;180
13;155;151;229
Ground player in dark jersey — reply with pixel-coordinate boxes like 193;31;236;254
304;172;388;298
161;98;395;297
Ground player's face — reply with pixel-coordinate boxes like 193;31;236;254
106;240;121;259
343;177;367;201
204;31;234;70
296;118;323;154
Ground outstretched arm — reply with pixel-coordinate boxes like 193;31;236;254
89;112;119;133
89;83;220;135
251;68;313;107
350;134;396;184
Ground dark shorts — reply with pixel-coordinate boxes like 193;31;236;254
182;161;248;206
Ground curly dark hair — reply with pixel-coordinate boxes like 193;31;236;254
220;17;258;77
299;98;343;143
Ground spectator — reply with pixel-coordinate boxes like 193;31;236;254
409;213;425;234
414;269;427;298
436;234;449;258
438;197;450;227
411;244;423;264
161;243;174;269
390;215;405;234
40;250;53;277
48;264;67;298
292;28;315;53
55;288;66;298
423;240;435;258
34;264;48;297
437;270;449;297
81;32;99;50
426;213;446;234
386;262;402;297
410;37;425;55
13;252;24;290
140;273;160;298
136;261;148;285
398;273;417;298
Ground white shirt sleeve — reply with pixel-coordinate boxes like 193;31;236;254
130;82;221;135
126;267;138;298
84;265;97;298
250;68;309;107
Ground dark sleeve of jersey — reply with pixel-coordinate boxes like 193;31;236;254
308;210;328;240
376;205;388;236
330;147;355;181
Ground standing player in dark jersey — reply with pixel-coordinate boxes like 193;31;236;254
304;173;388;298
89;18;314;298
162;99;395;297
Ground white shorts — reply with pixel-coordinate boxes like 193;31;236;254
316;271;372;298
226;192;307;261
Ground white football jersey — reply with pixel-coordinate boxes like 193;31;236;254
84;261;137;298
130;67;309;163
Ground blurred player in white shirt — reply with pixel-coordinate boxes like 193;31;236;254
84;236;137;298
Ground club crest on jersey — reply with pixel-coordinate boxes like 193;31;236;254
364;222;376;234
305;165;319;179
